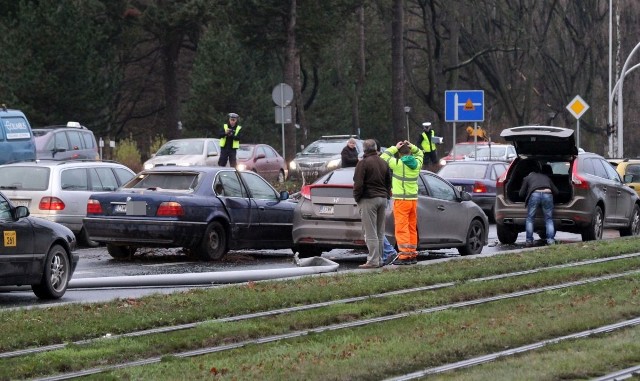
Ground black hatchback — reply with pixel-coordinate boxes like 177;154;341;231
495;126;640;243
0;191;78;299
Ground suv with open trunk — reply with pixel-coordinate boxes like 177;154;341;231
495;125;640;243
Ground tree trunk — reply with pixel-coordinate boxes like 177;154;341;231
162;34;183;140
284;0;298;163
352;4;365;138
391;0;405;143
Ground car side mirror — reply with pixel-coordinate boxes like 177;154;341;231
624;174;634;183
255;153;266;161
207;151;219;157
459;191;472;201
14;205;29;219
280;190;290;200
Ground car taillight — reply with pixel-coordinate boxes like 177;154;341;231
472;181;487;193
572;163;590;190
300;185;312;200
39;197;65;211
86;199;103;214
157;202;184;216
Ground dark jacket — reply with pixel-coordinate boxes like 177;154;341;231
353;151;392;203
341;145;359;168
518;172;559;205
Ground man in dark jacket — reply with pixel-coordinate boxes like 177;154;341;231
341;138;359;168
353;139;392;268
519;163;559;246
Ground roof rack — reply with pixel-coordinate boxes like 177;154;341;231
321;135;358;139
34;121;87;130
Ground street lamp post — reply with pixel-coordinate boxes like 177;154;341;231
404;106;411;141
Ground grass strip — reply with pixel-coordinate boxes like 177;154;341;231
3;258;640;379
1;238;639;353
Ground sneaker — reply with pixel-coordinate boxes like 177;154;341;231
393;258;414;265
410;257;418;264
358;263;379;269
383;252;399;266
524;241;534;247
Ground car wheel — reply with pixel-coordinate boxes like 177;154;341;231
107;244;137;259
79;227;100;248
296;246;323;258
197;221;228;260
581;205;604;241
620;204;640;237
32;244;70;299
458;219;485;256
277;170;286;183
496;224;518;244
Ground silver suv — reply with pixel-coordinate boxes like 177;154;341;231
495;126;640;243
0;160;135;247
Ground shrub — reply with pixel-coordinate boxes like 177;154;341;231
114;135;143;172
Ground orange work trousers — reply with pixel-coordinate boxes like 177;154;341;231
393;199;418;260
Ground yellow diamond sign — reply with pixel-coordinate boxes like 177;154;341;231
566;95;589;119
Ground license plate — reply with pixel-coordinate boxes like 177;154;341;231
318;205;334;215
113;204;126;213
11;200;29;207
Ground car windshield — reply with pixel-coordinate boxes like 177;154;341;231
236;145;254;160
301;140;346;155
156;141;204;156
469;147;507;158
438;164;487;179
451;144;485;156
126;173;200;191
0;166;50;190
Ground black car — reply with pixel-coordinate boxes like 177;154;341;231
84;166;296;260
0;191;78;299
495;126;640;243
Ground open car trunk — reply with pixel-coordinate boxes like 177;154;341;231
505;158;573;204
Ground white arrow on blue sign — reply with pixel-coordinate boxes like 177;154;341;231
445;90;485;122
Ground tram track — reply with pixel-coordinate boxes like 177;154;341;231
4;252;639;380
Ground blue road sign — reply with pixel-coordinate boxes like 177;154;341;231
445;90;484;122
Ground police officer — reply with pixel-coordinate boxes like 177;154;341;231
218;112;242;167
417;122;438;170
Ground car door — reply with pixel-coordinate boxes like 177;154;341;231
588;158;619;224
0;195;35;284
204;140;219;166
240;171;293;248
214;170;257;246
417;173;467;245
601;158;636;222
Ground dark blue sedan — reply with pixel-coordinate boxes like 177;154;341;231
83;166;295;260
438;161;508;222
0;191;78;299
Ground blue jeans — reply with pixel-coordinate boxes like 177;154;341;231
382;236;397;262
526;192;555;244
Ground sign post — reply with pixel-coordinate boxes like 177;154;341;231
445;90;485;160
272;83;294;159
566;95;589;150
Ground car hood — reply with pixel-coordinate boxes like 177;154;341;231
294;153;340;161
144;154;203;166
500;126;578;157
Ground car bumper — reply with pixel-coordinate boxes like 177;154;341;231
292;220;366;250
495;196;594;232
83;217;208;247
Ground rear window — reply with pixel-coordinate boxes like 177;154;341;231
313;168;356;185
438;164;487;179
2;117;31;140
126;173;200;190
302;140;348;155
0;166;50;190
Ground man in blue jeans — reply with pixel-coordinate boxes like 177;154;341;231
518;163;559;246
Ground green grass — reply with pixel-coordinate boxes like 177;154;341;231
2;238;640;380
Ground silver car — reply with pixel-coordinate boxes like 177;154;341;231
292;167;489;258
143;138;220;169
0;160;135;247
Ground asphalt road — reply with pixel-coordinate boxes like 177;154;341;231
0;225;621;310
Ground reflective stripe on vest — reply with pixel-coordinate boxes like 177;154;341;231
421;130;436;152
220;124;241;148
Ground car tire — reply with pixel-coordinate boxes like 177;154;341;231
277;170;286;184
107;244;137;259
581;205;604;241
620;204;640;237
32;244;70;299
458;219;485;256
197;221;228;260
496;224;518;244
296;246;323;258
79;227;100;248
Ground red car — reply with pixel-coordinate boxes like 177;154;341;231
236;144;288;183
439;141;490;166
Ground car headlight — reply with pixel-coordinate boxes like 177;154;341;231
237;164;247;171
289;161;297;170
144;163;154;170
327;159;341;170
439;159;447;166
